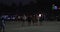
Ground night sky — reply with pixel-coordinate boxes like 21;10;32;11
0;0;36;6
0;0;60;15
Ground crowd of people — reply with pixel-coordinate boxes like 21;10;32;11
0;14;45;32
0;0;60;32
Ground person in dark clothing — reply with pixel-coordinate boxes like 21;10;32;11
0;15;3;32
0;15;6;32
0;19;2;32
27;16;32;26
32;15;36;25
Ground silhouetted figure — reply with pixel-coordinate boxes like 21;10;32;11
22;15;27;26
39;14;44;25
0;17;2;32
27;16;32;26
0;15;6;32
32;15;37;25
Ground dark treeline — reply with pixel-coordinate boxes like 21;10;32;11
0;0;60;21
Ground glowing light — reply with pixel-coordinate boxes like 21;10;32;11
39;14;41;17
54;6;58;10
52;6;58;10
52;4;58;10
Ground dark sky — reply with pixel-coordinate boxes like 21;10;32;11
0;0;36;6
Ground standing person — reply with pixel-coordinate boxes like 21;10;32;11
0;15;2;32
27;15;32;26
0;15;6;32
32;15;37;26
39;14;44;25
22;14;27;26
